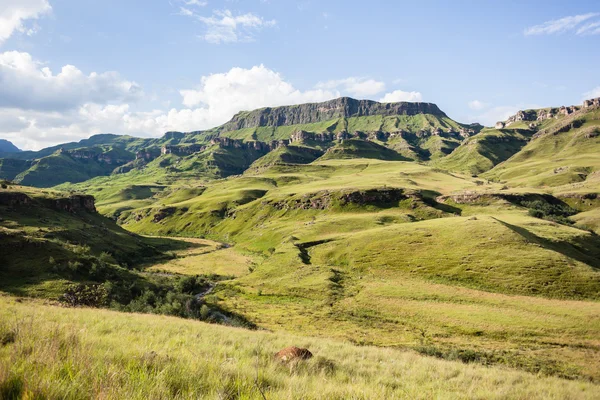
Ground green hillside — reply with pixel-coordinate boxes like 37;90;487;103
1;295;598;399
4;97;600;392
485;108;600;190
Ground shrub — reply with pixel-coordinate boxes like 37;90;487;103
61;284;109;308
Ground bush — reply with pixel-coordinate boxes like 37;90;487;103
61;284;109;308
522;200;577;224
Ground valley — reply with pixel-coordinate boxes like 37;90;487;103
1;96;600;398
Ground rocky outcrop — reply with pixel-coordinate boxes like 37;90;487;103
61;148;131;165
153;207;177;222
55;195;96;213
503;103;583;128
495;122;505;129
219;97;447;133
583;98;600;108
264;188;409;211
136;148;161;161
161;144;207;156
0;192;32;207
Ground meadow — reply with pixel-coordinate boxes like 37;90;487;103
1;295;599;400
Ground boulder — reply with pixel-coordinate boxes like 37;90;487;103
274;346;313;363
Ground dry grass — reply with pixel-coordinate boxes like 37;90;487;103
147;237;254;278
1;295;599;399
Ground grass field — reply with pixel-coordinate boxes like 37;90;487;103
1;295;599;400
4;104;600;397
147;237;255;278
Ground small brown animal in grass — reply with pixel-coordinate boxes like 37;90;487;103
274;346;313;363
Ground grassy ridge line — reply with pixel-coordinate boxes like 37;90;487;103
1;295;598;400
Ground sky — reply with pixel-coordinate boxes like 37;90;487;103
1;0;600;150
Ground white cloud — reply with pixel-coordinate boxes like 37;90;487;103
524;13;599;36
178;8;276;44
0;63;427;151
577;21;600;35
0;0;51;44
178;64;338;128
584;86;600;99
379;90;423;103
315;77;385;98
183;0;207;6
0;51;143;111
468;100;489;111
0;64;339;150
466;103;541;127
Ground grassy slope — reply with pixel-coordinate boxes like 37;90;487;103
319;139;406;161
15;153;120;187
485;109;600;190
434;128;534;175
0;185;176;297
70;158;600;380
1;295;598;400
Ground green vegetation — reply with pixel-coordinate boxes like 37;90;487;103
1;295;598;399
484;109;600;191
3;99;600;396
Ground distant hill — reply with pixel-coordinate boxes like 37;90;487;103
0;139;20;153
0;97;482;187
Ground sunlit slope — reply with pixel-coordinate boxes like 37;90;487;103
485;108;600;190
434;128;534;175
1;295;599;399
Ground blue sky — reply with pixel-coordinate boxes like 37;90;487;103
1;0;599;150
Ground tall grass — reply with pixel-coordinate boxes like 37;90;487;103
0;295;598;399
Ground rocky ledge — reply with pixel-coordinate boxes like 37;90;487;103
55;195;97;213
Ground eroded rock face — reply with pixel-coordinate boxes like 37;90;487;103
264;188;409;211
220;97;447;132
0;192;32;207
583;98;600;108
55;195;96;213
274;347;313;363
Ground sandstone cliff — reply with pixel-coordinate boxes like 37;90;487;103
219;97;447;133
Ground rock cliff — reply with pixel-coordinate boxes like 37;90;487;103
219;97;447;132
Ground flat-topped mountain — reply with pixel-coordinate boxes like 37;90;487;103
0;97;477;186
218;97;448;132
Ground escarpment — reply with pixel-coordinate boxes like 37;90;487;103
219;97;447;132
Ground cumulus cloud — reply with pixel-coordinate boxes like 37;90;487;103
315;77;385;98
179;64;337;120
0;0;51;44
0;62;429;150
468;100;489;111
178;8;276;43
524;13;600;36
0;51;143;111
0;64;340;150
379;90;423;103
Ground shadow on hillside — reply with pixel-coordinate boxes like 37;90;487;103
492;217;600;270
421;190;462;215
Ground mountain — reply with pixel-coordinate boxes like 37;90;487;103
0;139;20;153
484;100;600;192
4;96;600;385
0;97;483;187
436;97;600;179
